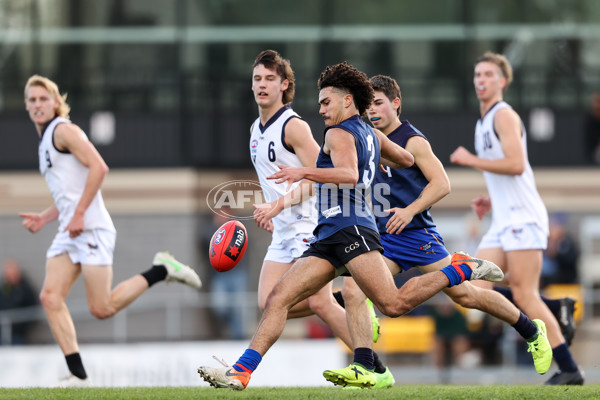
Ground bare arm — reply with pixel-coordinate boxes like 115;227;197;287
374;129;414;169
268;128;359;186
19;204;59;233
450;108;525;175
385;136;450;234
253;118;319;230
54;123;109;237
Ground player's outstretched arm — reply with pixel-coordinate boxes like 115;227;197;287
450;108;525;176
268;128;359;186
374;129;414;169
19;204;59;233
471;195;491;220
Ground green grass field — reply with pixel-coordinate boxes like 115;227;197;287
1;385;599;400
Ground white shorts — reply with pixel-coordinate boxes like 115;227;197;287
478;222;548;252
47;229;116;266
264;234;313;264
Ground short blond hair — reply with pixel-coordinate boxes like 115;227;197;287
476;52;513;91
24;75;71;118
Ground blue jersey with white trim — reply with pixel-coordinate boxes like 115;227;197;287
373;121;435;233
314;115;380;240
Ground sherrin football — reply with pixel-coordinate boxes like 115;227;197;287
209;220;248;272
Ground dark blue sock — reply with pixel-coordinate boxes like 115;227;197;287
495;286;563;322
440;264;472;287
553;343;578;373
543;297;561;315
234;348;262;373
513;312;538;340
373;351;386;374
494;286;514;303
353;347;374;371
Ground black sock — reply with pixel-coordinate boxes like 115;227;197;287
65;353;87;379
494;286;514;303
553;343;578;373
141;265;167;287
333;291;345;308
513;312;538;340
373;351;386;374
495;286;562;320
543;297;561;315
353;347;374;370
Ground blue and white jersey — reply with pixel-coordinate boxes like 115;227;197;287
373;121;435;233
38;116;115;233
314;115;380;240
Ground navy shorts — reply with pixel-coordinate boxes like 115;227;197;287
300;225;383;276
380;226;450;272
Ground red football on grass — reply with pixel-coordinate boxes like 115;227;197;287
209;220;248;272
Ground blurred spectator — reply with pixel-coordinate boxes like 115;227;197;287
0;259;39;345
583;91;600;165
541;213;579;287
429;297;470;370
462;213;483;256
200;209;249;340
465;309;504;366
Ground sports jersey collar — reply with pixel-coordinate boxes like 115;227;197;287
388;120;412;136
479;101;502;122
259;105;291;133
39;115;59;141
324;114;362;135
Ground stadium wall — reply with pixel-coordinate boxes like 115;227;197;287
1;168;599;344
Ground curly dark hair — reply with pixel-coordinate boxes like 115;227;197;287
317;62;374;116
253;49;295;104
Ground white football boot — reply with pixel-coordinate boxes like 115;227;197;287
57;374;92;388
153;251;202;289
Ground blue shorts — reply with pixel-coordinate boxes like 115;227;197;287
380;227;450;272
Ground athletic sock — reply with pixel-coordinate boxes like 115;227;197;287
493;286;514;303
553;343;578;373
333;291;345;308
513;312;539;340
440;263;472;287
233;348;262;373
495;286;563;319
353;347;374;371
542;297;561;315
373;351;386;374
140;265;167;287
65;353;87;380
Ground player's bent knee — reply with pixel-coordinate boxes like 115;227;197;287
378;300;412;318
510;288;538;309
257;298;267;313
263;287;289;312
306;295;331;315
89;304;115;320
39;290;63;312
341;287;366;306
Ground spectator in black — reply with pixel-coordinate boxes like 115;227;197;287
0;259;39;345
541;214;579;287
583;91;600;165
